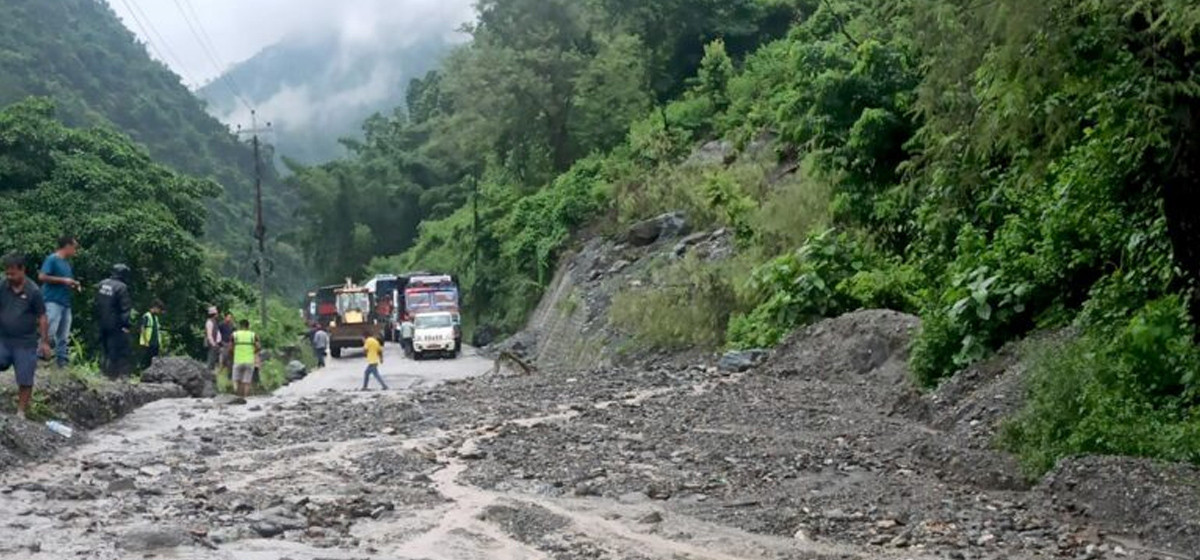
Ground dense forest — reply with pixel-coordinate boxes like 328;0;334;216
0;0;310;295
291;0;1200;472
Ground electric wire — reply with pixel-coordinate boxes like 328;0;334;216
171;0;254;111
118;0;200;88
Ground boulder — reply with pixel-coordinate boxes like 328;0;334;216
472;324;498;348
120;525;191;551
141;357;216;398
718;349;769;373
685;140;736;167
285;360;307;382
212;394;247;406
626;212;690;247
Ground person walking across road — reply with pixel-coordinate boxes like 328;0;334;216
38;235;80;368
311;324;329;369
231;319;259;398
361;334;388;391
204;306;222;372
95;264;133;378
139;300;164;369
0;253;51;419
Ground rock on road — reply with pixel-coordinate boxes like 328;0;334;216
0;317;1175;560
0;347;848;560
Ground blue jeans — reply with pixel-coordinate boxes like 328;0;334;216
363;364;388;390
46;302;71;367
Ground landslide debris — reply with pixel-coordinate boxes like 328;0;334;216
452;310;1198;559
142;356;217;398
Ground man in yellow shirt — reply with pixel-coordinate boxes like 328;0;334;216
361;334;388;391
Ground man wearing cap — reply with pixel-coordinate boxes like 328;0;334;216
204;306;222;373
96;264;133;378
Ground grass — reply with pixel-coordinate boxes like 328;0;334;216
609;254;744;350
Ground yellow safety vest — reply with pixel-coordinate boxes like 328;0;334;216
139;312;161;347
233;330;256;365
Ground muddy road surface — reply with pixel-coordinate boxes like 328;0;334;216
0;319;1190;560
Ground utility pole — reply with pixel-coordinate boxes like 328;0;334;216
472;176;481;332
236;111;272;331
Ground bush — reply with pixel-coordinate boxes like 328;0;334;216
1002;296;1200;475
726;229;883;349
610;255;742;350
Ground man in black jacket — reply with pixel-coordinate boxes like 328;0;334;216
96;264;133;378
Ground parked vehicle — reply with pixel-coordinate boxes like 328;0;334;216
402;274;462;351
328;282;383;358
303;291;317;323
314;285;340;328
365;275;400;341
412;311;459;360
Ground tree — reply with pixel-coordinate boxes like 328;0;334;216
0;98;245;355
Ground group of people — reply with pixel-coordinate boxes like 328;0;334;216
0;236;166;418
204;307;261;398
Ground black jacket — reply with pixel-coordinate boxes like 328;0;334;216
95;277;132;331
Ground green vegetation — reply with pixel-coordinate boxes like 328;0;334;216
1;0;1194;475
611;255;742;350
0;98;244;354
325;0;1200;472
0;0;310;296
294;0;802;330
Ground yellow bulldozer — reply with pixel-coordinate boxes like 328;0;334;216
328;280;384;358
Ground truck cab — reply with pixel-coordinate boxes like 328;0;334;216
412;311;459;360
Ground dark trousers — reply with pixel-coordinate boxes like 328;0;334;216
314;346;326;368
142;344;160;370
100;329;131;378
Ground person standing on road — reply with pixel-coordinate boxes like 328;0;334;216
95;264;133;378
311;323;329;369
38;235;80;368
399;318;415;358
218;312;235;379
204;306;222;372
0;254;51;419
231;319;259;398
361;334;388;391
139;300;164;369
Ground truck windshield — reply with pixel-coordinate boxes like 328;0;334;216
415;314;453;329
337;292;369;315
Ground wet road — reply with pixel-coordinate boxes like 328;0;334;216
0;346;934;560
276;343;491;396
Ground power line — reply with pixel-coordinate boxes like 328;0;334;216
119;0;200;88
171;0;254;111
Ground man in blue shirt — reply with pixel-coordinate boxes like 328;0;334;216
1;253;50;419
38;235;79;368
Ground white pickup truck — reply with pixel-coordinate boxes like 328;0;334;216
412;311;460;360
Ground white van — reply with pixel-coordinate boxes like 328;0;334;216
412;311;459;360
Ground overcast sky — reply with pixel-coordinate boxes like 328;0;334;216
104;0;474;88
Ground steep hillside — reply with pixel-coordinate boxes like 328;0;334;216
198;32;452;164
0;0;308;294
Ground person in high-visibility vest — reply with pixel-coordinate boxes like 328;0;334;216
231;319;260;397
138;300;164;369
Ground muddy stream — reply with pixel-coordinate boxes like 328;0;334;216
0;345;934;560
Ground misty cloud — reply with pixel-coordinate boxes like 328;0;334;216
106;0;474;86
